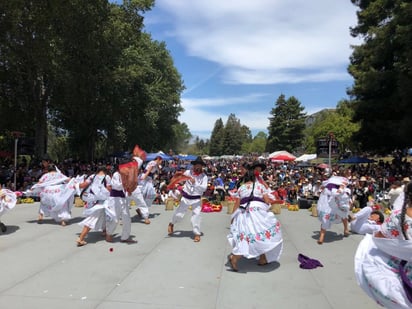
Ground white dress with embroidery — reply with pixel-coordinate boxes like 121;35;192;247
138;160;158;207
354;208;412;308
31;171;76;222
227;181;283;263
0;189;17;218
79;174;116;231
317;187;349;229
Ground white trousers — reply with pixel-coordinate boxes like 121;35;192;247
171;197;202;235
129;187;149;219
106;196;131;240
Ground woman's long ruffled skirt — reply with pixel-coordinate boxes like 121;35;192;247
227;202;283;263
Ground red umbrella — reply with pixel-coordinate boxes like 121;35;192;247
317;163;329;169
270;154;296;161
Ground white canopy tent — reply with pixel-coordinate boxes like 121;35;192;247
295;154;317;162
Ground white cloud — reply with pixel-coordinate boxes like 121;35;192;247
155;0;358;84
180;95;271;138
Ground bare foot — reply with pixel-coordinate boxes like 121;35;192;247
168;223;174;235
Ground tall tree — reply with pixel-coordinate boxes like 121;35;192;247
348;0;412;153
266;94;306;153
1;0;186;161
209;118;224;156
303;101;360;154
221;114;249;155
241;131;267;154
0;1;59;157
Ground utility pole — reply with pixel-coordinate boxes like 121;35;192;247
11;131;24;191
327;132;334;168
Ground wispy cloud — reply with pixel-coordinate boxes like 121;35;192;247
144;0;357;139
155;0;358;84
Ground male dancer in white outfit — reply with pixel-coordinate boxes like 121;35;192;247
122;146;151;225
167;156;208;242
106;164;136;243
136;155;162;224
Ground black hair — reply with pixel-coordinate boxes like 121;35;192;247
400;182;412;240
371;210;384;224
96;165;107;174
47;164;57;172
243;169;257;183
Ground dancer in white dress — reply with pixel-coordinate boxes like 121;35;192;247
355;181;412;308
227;169;283;271
76;166;114;246
316;176;350;244
349;205;384;234
0;189;18;232
30;164;75;226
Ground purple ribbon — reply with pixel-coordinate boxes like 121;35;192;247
110;189;125;198
181;191;201;200
240;197;265;204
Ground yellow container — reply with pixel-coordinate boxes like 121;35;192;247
74;197;84;207
227;201;235;214
270;203;281;214
165;198;175;211
311;203;318;217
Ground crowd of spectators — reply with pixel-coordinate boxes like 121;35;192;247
1;154;411;208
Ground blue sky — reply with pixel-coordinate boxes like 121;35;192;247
140;0;360;139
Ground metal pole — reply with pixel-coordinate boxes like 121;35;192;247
328;138;332;168
14;137;18;191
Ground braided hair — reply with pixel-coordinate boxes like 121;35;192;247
400;182;412;240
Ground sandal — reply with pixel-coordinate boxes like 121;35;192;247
194;235;201;242
76;239;87;247
144;218;151;225
228;254;238;272
106;235;113;243
168;223;174;235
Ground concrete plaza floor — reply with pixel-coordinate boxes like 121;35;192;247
0;201;378;309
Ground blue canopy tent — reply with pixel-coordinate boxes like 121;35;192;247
176;154;198;161
338;156;375;164
145;152;174;162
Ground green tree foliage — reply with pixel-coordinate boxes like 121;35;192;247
170;122;192;154
348;0;412;153
0;1;59;156
221;114;251;155
266;94;306;153
303;101;360;154
209;118;224;156
0;0;185;161
241;131;267;154
208;114;251;155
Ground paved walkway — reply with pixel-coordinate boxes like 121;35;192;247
0;202;378;309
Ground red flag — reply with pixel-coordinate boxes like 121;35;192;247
119;161;138;194
167;171;192;190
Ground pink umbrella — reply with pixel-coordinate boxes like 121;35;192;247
317;163;329;169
